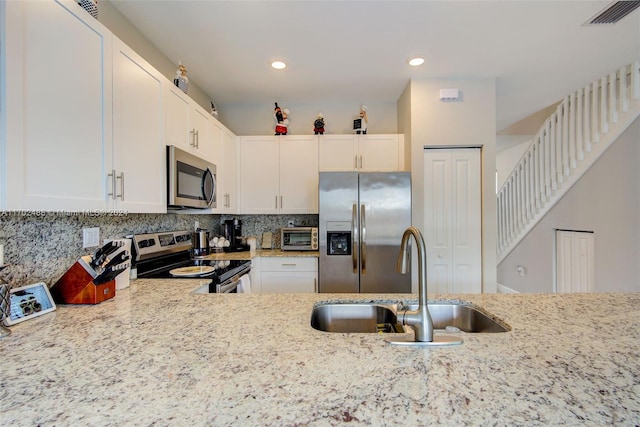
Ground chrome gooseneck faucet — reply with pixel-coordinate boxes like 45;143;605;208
386;226;462;346
396;226;433;342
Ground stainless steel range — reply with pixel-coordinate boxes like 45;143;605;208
131;230;250;293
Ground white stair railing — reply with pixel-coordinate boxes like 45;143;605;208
497;61;640;262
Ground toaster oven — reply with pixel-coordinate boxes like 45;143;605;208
281;227;319;251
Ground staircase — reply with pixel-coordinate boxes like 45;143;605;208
497;61;640;263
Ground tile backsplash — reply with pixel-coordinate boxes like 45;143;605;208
0;212;317;288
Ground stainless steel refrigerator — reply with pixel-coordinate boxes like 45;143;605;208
318;172;411;293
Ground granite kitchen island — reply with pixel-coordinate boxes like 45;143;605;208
1;279;639;426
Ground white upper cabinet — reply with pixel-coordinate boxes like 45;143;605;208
112;37;166;213
215;126;239;214
2;0;113;210
239;135;319;214
317;135;358;171
165;84;217;163
319;134;403;172
239;136;280;214
279;136;319;214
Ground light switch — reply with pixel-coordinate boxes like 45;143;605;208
83;227;100;248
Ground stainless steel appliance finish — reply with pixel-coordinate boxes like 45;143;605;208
131;230;250;293
281;227;319;251
192;229;210;257
167;145;217;209
319;172;411;293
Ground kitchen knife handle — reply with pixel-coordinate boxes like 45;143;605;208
361;204;366;274
116;172;125;200
352;204;358;274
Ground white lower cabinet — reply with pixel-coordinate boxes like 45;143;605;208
257;257;318;293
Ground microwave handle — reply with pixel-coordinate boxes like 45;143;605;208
202;168;216;207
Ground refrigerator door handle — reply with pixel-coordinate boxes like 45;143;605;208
352;203;358;274
361;204;366;274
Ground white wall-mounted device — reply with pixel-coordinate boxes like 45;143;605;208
439;88;460;101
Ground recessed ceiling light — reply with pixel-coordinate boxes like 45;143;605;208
407;57;425;67
271;61;287;70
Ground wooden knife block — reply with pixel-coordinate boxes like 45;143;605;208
51;256;115;304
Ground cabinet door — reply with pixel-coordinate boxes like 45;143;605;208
165;85;191;152
260;257;318;293
3;0;112;210
191;105;216;162
239;136;279;213
357;134;399;171
279;135;319;214
319;135;358;171
260;272;317;293
219;128;238;213
112;38;165;213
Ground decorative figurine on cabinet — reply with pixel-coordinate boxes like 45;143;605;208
274;102;290;135
313;113;325;135
353;104;368;134
174;62;189;94
210;101;218;118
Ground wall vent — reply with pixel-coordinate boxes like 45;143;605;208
584;1;640;25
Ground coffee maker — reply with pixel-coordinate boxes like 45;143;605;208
223;219;249;252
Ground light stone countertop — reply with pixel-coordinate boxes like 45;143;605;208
196;249;318;261
1;280;639;426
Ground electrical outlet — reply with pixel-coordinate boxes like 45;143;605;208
287;220;295;227
83;227;100;248
194;220;200;230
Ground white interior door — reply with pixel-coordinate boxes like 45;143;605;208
556;230;595;293
424;148;482;293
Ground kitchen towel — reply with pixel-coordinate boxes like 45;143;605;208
237;274;251;293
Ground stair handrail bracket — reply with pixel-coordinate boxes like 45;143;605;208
497;61;640;263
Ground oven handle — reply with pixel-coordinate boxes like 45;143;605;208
216;271;250;293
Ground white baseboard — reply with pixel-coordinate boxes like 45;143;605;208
497;283;519;293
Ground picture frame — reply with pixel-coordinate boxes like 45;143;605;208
3;282;57;326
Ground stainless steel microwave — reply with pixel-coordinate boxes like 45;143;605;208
281;227;319;251
167;145;216;209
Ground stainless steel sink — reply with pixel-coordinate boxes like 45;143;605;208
310;301;510;334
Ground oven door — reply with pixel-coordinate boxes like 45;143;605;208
212;271;250;293
168;145;217;209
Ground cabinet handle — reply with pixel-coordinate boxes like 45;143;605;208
359;155;363;169
116;172;125;200
314;278;317;293
281;263;297;267
354;155;357;169
280;195;283;209
275;196;278;209
190;129;195;147
195;130;200;148
107;170;116;200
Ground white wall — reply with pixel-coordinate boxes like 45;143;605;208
496;137;532;190
400;78;497;293
220;101;398;136
497;117;640;293
99;0;212;113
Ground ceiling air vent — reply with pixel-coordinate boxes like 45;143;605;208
584;1;640;25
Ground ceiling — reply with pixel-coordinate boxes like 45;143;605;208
109;0;640;132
